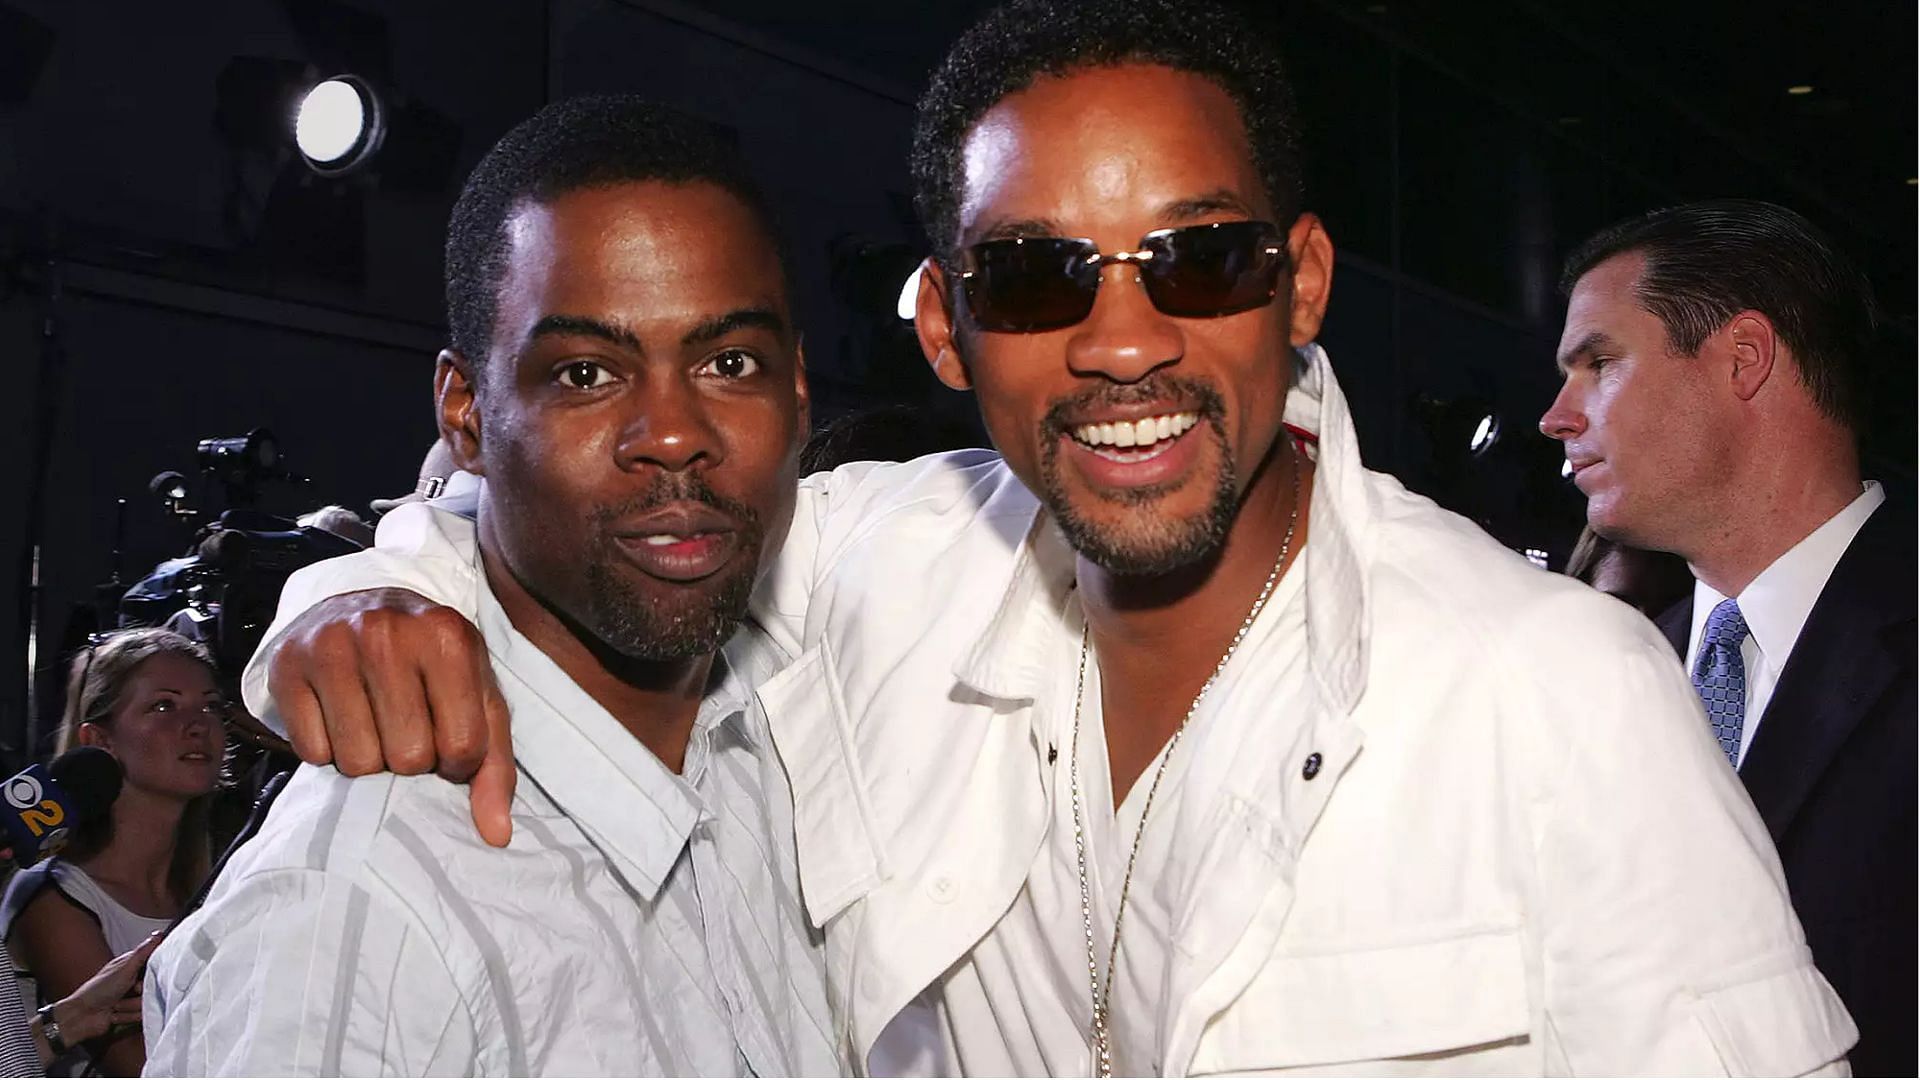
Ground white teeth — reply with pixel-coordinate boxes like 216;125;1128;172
1071;411;1199;449
642;534;687;546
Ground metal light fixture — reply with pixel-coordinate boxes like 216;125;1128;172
294;75;384;176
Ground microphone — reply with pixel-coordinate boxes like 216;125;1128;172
0;747;124;866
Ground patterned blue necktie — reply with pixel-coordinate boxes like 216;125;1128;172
1691;598;1750;767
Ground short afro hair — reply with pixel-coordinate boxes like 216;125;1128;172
445;94;787;365
910;0;1303;264
1561;199;1876;432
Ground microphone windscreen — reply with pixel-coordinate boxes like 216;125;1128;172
48;746;123;824
0;748;124;865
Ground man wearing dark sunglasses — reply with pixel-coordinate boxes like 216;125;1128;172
233;0;1853;1075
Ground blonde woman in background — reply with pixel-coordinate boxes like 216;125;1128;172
0;629;223;1075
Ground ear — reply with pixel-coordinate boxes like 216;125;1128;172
1283;213;1336;347
76;722;110;750
914;258;973;392
435;349;486;476
791;335;812;440
1723;311;1778;402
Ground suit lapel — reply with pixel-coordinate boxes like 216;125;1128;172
1738;502;1914;841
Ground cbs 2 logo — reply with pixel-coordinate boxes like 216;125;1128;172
4;774;66;836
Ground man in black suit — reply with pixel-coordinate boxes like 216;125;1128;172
1541;199;1915;1076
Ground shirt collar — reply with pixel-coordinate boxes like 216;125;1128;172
952;343;1375;716
1690;480;1885;669
467;545;759;902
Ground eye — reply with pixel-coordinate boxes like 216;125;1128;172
700;349;762;380
151;698;174;713
556;360;617;390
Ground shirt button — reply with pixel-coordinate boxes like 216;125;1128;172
928;875;955;903
1301;752;1323;780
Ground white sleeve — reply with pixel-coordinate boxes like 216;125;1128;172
240;502;484;733
1533;625;1857;1075
750;450;1007;658
750;467;842;660
143;867;476;1077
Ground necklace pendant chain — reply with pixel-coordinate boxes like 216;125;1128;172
1069;444;1301;1078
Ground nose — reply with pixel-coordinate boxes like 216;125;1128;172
615;375;722;473
181;706;215;740
1539;381;1586;442
1064;263;1184;383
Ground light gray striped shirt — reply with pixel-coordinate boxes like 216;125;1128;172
141;573;841;1076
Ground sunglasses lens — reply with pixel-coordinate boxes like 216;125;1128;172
962;238;1099;332
1143;221;1286;318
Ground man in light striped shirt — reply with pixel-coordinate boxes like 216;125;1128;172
142;96;841;1076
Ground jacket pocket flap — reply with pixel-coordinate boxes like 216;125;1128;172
1693;958;1856;1076
756;642;887;928
1194;927;1531;1072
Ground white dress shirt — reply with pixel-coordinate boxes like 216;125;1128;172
871;565;1314;1077
225;344;1856;1076
146;513;842;1076
1686;482;1886;767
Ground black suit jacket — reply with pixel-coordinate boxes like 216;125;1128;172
1658;499;1916;1076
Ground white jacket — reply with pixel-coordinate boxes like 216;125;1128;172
247;345;1853;1076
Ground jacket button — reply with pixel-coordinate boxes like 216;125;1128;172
928;875;955;903
1301;752;1323;780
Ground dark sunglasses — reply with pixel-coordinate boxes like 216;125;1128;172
957;219;1289;333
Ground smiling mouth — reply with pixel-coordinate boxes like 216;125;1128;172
180;751;212;762
1068;411;1199;459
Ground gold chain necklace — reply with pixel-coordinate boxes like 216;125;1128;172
1068;445;1301;1078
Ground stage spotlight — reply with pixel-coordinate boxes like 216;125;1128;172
896;263;924;321
1415;393;1503;465
1469;413;1501;456
295;75;383;175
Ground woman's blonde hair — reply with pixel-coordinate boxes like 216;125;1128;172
56;627;216;905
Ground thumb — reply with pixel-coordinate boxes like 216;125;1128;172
129;931;165;965
469;679;516;848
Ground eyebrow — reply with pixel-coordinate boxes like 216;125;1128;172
527;314;642;353
1158;189;1258;223
1555;330;1619;373
969;217;1068;245
682;307;787;347
964;190;1260;249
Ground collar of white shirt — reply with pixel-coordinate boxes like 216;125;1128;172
457;531;759;902
949;342;1374;717
1688;480;1886;673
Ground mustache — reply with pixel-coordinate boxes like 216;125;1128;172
588;473;763;532
1039;373;1230;439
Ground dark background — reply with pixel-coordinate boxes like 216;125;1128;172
0;0;1912;767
